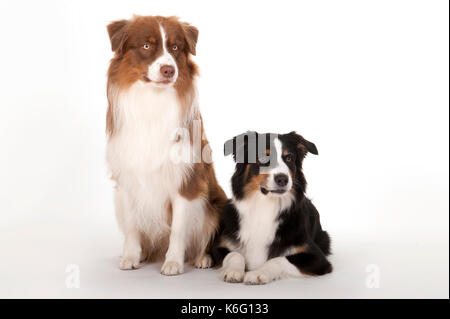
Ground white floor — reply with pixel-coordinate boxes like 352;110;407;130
1;218;447;299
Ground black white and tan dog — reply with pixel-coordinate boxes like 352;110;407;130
212;131;332;284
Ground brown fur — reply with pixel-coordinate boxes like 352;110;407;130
178;159;227;261
295;244;308;254
242;148;272;196
106;15;226;265
106;15;199;136
244;173;269;196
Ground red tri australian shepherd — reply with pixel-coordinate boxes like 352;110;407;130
105;15;226;275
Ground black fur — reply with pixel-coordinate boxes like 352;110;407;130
213;131;332;277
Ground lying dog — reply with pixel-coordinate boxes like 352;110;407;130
212;131;332;284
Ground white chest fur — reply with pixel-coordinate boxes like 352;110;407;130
106;81;194;235
234;193;294;271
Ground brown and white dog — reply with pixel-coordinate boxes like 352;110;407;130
105;15;226;275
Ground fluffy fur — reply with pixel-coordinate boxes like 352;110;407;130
106;15;226;275
213;131;332;284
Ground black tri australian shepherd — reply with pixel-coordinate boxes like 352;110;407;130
212;131;332;285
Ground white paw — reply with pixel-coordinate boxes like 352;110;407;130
244;270;272;285
161;261;184;276
221;268;245;283
119;255;140;270
194;254;213;269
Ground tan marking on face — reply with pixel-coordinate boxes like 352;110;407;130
244;173;269;196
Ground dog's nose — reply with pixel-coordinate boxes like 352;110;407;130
160;65;175;79
274;174;289;187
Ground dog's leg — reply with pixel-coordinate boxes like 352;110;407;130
286;243;333;276
192;236;214;269
161;196;204;276
244;257;300;285
220;252;246;283
120;227;141;270
193;235;216;270
244;244;332;284
212;246;231;268
115;188;142;270
194;253;214;269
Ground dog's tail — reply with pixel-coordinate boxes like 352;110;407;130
315;230;331;256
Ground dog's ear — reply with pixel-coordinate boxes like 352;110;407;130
224;131;257;162
107;19;129;55
181;22;198;56
300;137;318;155
287;131;318;156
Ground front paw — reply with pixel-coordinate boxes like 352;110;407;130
194;254;213;269
119;255;140;270
244;270;272;285
221;268;245;283
161;261;184;276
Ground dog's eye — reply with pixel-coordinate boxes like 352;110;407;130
172;45;178;51
285;154;293;163
143;43;150;50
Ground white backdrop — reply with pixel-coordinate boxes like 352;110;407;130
0;0;448;298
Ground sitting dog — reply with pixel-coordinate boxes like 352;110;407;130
212;131;332;284
106;15;227;275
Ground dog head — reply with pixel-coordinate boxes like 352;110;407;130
107;15;198;88
224;131;318;201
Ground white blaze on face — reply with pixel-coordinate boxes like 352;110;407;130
147;24;179;86
263;138;293;194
